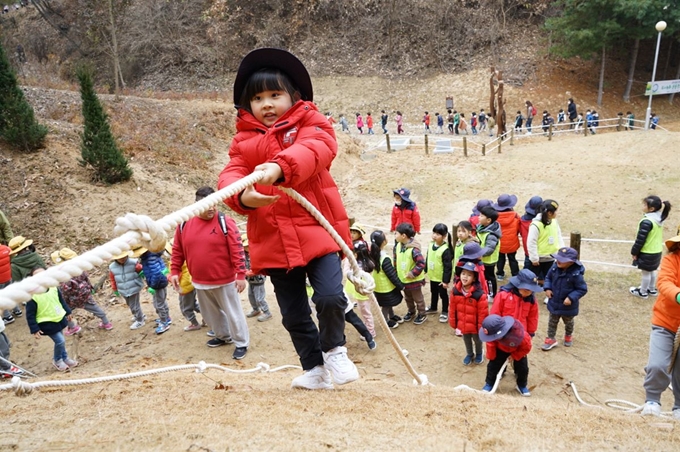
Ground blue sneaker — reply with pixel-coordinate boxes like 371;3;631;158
474;353;484;365
481;384;493;393
463;354;473;366
516;385;531;397
155;320;171;334
154;317;172;325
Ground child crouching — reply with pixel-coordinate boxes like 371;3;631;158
479;314;533;396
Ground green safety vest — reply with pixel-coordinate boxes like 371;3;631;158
396;243;426;283
33;287;66;324
478;231;500;264
427;242;449;282
640;218;663;254
453;241;465;265
373;253;396;293
532;220;560;256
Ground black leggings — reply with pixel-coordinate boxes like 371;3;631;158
484;264;497;297
429;281;448;313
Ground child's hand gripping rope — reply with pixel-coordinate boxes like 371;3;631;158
346;270;375;296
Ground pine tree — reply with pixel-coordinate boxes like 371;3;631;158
77;67;132;184
0;40;48;152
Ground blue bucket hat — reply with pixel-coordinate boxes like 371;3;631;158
552;247;580;265
508;269;542;293
393;188;412;204
479;315;515;342
493;194;518;211
454;260;479;276
472;199;493;215
524;196;543;216
459;242;484;261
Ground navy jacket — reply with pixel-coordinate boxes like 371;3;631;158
543;261;588;316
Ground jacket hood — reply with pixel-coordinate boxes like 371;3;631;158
645;211;663;226
404;238;422;250
478;221;502;238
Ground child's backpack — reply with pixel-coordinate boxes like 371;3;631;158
531;105;537;116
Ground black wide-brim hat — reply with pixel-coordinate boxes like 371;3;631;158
233;48;313;106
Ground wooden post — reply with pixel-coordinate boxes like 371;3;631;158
386;133;392;153
617;114;624;131
570;231;582;258
424;134;429;155
584;122;588;137
498;137;502;154
510;128;514;145
548;123;553;141
482;143;486;156
463;137;468;157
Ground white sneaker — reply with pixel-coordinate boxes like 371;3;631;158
641;401;661;416
544;297;549;305
323;346;359;385
291;365;333;390
130;320;145;330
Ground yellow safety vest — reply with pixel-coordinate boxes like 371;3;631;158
373;252;397;293
396;243;426;283
533;220;560;256
640;219;663;254
478;231;500;265
33;287;66;324
427;242;449;282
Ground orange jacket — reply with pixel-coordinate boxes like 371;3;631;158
497;210;521;253
653;253;680;332
219;101;351;273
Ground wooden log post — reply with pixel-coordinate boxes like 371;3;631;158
617;114;624;131
463;137;468;157
498;136;502;154
548;123;553;141
482;143;486;156
584;122;588;137
570;231;582;258
424;134;429;155
386;133;392;153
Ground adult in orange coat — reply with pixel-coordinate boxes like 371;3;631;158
641;228;680;417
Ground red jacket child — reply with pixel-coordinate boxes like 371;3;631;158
490;269;541;337
484;316;532;362
391;188;421;234
219;101;351;274
449;274;488;333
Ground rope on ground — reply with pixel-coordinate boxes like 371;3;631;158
0;361;302;396
280;187;427;386
0;171;266;310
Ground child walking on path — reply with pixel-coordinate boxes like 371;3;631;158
396;111;404;134
134;245;172;334
425;223;453;322
480;314;533;396
26;268;78;372
449;262;488;365
477;206;502;299
366;112;374;135
51;248;112;333
356;113;364;134
542;247;588;350
630;195;672;299
394;222;427;324
109;250;145;330
640;227;680;418
370;230;404;329
219;48;358;390
242;234;272;322
494;194;521;280
344;241;376;339
491;269;541;339
165;241;203;331
7;235;45;321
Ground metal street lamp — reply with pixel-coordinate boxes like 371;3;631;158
645;20;667;130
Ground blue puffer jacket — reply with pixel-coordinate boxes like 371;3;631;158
543;261;588;316
140;251;168;290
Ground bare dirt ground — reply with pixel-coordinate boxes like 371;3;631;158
2;64;680;451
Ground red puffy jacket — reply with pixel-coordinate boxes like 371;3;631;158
519;217;532;255
486;320;532;361
490;287;539;336
497;211;520;253
0;244;10;283
448;281;488;334
219;101;351;273
391;204;421;234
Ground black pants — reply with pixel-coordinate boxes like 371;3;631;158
268;252;347;370
429;281;448;313
484;264;497;297
523;259;554;283
485;350;529;387
345;310;372;341
497;252;519;278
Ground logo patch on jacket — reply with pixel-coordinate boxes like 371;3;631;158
283;127;298;146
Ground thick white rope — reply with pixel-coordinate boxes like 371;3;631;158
569;381;678;418
0;171;266;310
279;187;427;385
0;361;302;396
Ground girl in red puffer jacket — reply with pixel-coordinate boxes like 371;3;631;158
219;48;357;390
449;261;488;365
